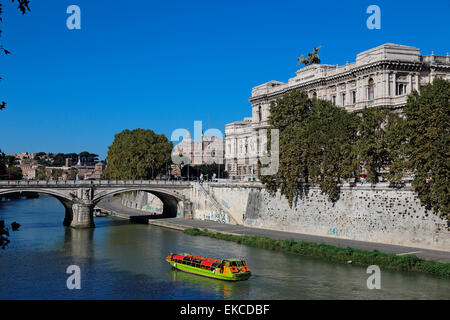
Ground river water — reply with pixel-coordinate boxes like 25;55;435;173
0;196;449;300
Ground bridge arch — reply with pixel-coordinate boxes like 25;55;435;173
0;188;73;202
0;189;75;226
93;187;187;218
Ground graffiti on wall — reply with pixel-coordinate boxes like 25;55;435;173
327;227;355;238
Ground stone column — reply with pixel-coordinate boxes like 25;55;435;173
383;71;389;99
70;202;95;228
387;72;391;97
414;72;420;91
393;71;397;96
407;73;413;94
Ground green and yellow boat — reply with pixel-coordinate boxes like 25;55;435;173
165;253;251;281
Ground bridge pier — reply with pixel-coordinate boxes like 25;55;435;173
59;198;74;227
70;202;95;229
63;204;74;227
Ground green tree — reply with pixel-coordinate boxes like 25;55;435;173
52;153;66;166
5;155;18;166
6;166;22;180
35;152;51;166
0;0;31;111
69;168;78;180
260;91;360;206
35;166;47;180
384;113;407;184
52;168;63;180
305;99;360;201
102;129;173;180
389;78;449;217
260;90;312;205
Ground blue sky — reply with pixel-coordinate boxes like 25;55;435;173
0;0;449;159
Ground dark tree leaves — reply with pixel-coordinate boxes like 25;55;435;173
102;129;173;180
260;91;360;206
261;79;449;219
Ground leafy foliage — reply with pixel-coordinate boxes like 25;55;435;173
35;166;47;180
261;80;449;218
354;107;391;183
102;129;173;180
6;165;22;179
388;78;450;217
260;91;360;205
52;168;63;180
68;168;78;180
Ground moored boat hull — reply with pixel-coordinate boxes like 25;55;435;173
166;254;251;281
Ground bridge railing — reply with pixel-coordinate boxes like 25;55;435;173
0;180;192;186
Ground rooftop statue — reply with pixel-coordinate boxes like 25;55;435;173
297;46;322;67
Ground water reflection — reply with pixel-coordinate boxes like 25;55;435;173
62;227;95;259
169;268;250;300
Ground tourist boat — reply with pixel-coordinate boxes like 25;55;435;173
166;253;251;281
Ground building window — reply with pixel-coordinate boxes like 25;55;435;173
341;93;346;106
352;91;356;104
332;95;336;106
396;83;406;96
368;78;375;100
258;105;262;122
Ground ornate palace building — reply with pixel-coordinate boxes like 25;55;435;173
173;132;225;166
225;43;450;180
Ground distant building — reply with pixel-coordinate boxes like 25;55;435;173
173;132;225;166
74;162;105;180
19;162;39;180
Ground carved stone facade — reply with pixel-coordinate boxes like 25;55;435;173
225;43;450;180
174;132;225;166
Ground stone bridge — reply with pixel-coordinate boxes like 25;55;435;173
0;180;193;228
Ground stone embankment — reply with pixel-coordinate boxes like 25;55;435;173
96;196;450;263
